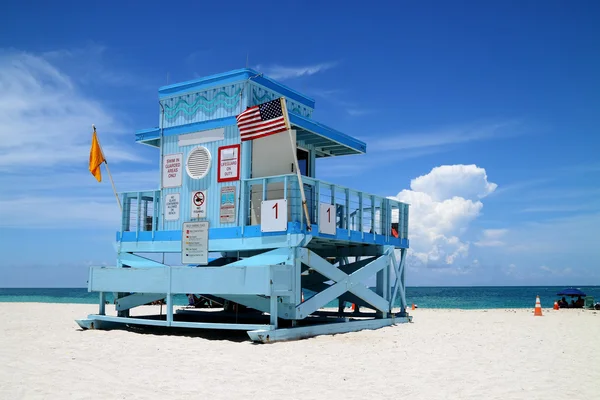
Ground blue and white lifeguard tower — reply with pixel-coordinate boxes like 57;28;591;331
77;68;411;342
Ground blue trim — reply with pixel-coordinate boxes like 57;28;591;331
135;114;366;157
116;224;408;248
290;113;367;154
250;75;315;109
135;116;237;142
158;68;315;109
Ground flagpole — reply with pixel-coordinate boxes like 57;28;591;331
92;124;122;213
280;98;312;231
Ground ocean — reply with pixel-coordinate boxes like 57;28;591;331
1;286;598;309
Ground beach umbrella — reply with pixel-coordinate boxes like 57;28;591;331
556;288;586;297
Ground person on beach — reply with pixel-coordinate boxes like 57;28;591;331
558;297;569;308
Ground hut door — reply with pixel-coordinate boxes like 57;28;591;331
250;130;296;225
296;147;314;223
296;148;309;176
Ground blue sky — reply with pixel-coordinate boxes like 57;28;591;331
1;0;599;287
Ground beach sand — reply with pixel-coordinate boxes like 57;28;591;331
1;303;598;399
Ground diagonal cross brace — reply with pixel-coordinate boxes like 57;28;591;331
389;248;407;311
224;248;293;267
296;249;391;318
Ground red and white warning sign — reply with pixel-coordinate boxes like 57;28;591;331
191;190;207;219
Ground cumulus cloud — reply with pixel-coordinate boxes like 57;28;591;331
392;164;497;268
410;165;498;201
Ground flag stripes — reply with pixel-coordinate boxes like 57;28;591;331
236;98;289;141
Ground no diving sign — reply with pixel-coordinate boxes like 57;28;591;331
191;190;207;219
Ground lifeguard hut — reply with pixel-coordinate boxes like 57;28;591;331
76;68;411;342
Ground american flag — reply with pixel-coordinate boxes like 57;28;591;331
236;97;289;141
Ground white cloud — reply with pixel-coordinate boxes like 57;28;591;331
369;121;524;153
504;263;517;275
346;108;374;117
410;165;498;201
392;164;497;268
539;265;573;276
256;62;337;80
520;203;599;213
475;228;508;247
505;212;600;254
42;44;153;89
0;48;154;229
0;49;143;169
0;196;122;229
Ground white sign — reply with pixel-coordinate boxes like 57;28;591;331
220;186;236;224
191;190;207;219
218;144;240;182
178;127;225;147
164;193;180;221
261;199;287;232
319;203;336;235
182;221;209;265
162;153;183;188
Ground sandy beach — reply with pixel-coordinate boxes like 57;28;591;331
0;303;598;399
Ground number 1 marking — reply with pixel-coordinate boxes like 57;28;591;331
326;207;331;223
272;202;278;219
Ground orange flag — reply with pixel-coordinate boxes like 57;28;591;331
89;130;105;182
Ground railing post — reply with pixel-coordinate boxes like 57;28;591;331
240;180;247;233
262;178;267;201
143;195;148;232
316;180;321;227
136;192;141;239
331;185;336;227
405;204;410;240
359;192;364;239
121;194;127;233
371;195;376;240
345;188;350;236
152;190;157;238
385;199;390;241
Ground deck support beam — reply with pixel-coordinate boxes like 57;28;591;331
247;316;411;343
115;293;166;312
99;292;106;315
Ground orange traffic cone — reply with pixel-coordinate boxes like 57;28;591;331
351;303;356;311
553;301;559;310
411;303;416;310
534;295;543;316
301;291;304;302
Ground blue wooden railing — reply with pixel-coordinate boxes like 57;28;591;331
120;190;160;236
118;175;409;242
241;174;409;240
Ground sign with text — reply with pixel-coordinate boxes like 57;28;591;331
182;221;209;265
217;144;240;182
162;153;183;188
261;199;287;232
219;186;236;224
164;193;180;221
191;190;207;219
319;203;336;235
